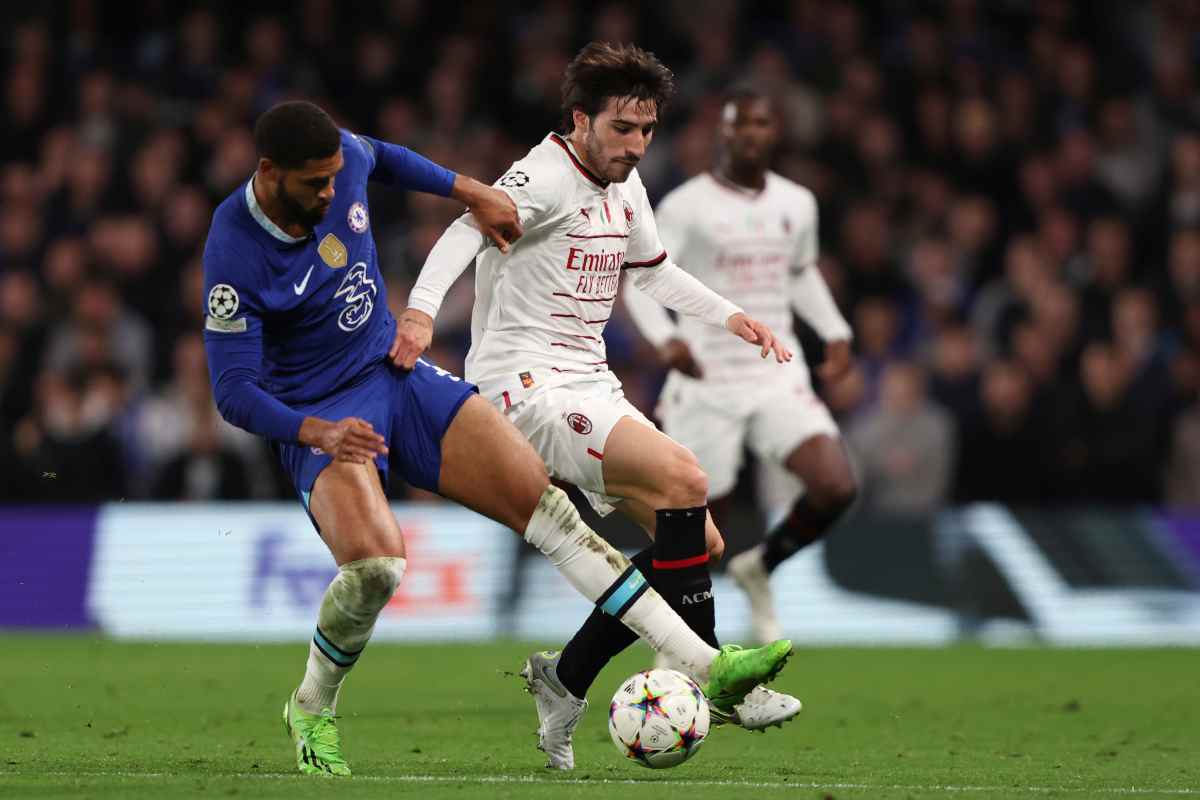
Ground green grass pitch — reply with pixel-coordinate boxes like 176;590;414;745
0;636;1196;799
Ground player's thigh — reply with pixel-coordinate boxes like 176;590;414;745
748;383;854;501
658;384;747;501
619;497;726;560
309;460;405;565
437;393;550;533
601;414;710;510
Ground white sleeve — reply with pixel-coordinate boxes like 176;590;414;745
493;155;565;231
791;264;852;342
789;189;851;342
409;150;565;319
629;260;741;329
621;280;677;348
407;215;488;319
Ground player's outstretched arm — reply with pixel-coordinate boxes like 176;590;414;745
790;264;853;380
449;175;523;253
630;260;792;363
354;133;521;251
393;215;491;369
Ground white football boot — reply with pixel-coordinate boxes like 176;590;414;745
723;684;803;730
520;650;587;770
727;544;784;644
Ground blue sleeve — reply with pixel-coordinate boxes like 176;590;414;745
354;133;456;196
202;242;307;444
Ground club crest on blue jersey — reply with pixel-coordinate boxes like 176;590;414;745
334;262;377;332
347;201;369;234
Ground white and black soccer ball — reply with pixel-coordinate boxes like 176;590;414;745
609;668;709;769
207;283;239;319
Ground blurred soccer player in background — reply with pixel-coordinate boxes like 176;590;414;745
624;87;859;644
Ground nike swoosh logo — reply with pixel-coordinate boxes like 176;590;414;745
293;265;315;295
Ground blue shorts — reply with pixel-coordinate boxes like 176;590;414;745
274;358;477;515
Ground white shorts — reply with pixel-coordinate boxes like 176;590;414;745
656;367;840;500
491;376;656;517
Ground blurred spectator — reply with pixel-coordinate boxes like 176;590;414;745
954;360;1045;504
847;362;955;514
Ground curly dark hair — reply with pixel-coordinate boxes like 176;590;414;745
560;42;676;132
253;101;341;170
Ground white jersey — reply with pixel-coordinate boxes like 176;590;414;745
462;134;734;398
652;171;822;384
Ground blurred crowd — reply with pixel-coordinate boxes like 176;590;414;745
2;0;1200;510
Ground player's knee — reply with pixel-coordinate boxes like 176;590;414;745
659;449;708;508
810;470;858;515
706;534;725;562
335;556;406;614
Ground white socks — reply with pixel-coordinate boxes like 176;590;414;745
296;556;407;714
524;486;718;681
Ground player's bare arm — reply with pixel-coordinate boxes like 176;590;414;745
450;175;523;252
659;337;703;378
389;308;433;369
818;339;853;382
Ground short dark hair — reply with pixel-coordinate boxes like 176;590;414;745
723;84;773;108
253;101;341;170
561;42;675;132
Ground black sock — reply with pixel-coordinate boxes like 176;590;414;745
554;549;649;699
652;506;717;648
761;494;844;573
554;507;719;699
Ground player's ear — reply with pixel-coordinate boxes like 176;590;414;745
258;157;280;183
572;107;590;135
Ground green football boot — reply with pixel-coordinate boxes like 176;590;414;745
282;691;351;776
703;640;794;720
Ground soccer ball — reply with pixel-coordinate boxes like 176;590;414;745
608;668;710;769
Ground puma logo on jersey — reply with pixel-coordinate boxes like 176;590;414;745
293;265;315;295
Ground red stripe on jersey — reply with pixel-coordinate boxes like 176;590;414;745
549;134;608;188
587;448;604;460
551;313;611;324
552;292;617;303
566;232;629;240
502;391;511;409
603;200;611;223
622;251;667;269
652;554;710;570
551;331;600;341
550;341;591;351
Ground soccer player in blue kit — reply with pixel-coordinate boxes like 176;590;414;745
203;101;794;776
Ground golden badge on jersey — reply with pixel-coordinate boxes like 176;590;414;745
318;233;348;268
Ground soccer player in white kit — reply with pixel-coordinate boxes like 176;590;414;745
394;44;803;769
624;87;859;645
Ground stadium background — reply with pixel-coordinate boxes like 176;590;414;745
1;0;1199;646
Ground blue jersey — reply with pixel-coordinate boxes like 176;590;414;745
203;129;456;443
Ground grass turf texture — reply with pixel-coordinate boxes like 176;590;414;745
0;637;1195;799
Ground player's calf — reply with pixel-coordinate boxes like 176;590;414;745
296;556;407;714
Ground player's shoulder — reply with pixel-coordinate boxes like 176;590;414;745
657;173;712;209
341;129;374;168
204;186;268;281
500;135;571;185
767;171;817;210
